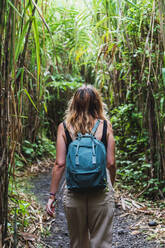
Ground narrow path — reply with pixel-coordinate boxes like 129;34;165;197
30;171;158;248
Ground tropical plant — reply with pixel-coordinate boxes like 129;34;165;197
1;0;165;246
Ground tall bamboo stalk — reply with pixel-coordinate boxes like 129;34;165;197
0;0;42;245
0;0;11;244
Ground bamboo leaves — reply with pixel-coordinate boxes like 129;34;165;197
7;0;23;17
23;88;39;112
29;1;40;92
15;18;32;62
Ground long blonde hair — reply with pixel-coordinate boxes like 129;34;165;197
65;85;108;135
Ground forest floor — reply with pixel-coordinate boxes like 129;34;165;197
27;160;164;248
7;160;164;248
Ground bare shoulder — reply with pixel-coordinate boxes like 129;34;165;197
98;119;104;127
57;122;65;135
106;120;115;146
58;122;64;129
106;120;113;134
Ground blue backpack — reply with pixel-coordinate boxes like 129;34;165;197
65;120;107;192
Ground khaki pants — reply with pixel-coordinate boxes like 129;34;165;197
63;183;115;248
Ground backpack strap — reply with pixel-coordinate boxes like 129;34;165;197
63;122;72;151
91;119;101;136
101;120;107;149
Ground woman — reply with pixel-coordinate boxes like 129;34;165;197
46;85;116;248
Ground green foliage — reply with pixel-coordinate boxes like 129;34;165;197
22;137;56;161
8;179;42;238
4;0;164;207
14;137;56;169
14;153;25;169
111;103;164;198
44;72;83;99
8;180;31;232
111;104;149;188
36;0;164;199
43;73;83;139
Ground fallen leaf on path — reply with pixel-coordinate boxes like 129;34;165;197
131;200;142;209
119;212;130;218
19;232;37;241
131;230;141;235
121;197;126;210
138;206;148;211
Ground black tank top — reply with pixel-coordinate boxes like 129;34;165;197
63;120;107;152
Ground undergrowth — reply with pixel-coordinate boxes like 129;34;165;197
14;136;56;170
111;103;165;199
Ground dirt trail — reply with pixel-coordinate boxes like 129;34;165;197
30;171;158;248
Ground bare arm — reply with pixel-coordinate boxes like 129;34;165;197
47;123;66;216
106;122;116;186
50;123;66;196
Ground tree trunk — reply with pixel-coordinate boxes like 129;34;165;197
0;2;11;245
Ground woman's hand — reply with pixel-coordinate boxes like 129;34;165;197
46;198;56;217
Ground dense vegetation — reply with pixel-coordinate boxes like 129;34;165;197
0;0;165;245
